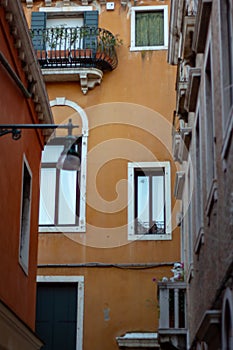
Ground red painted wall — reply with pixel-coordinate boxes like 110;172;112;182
0;6;43;330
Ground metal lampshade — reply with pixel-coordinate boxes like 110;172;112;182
56;136;81;171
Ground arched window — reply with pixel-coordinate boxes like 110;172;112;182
222;287;233;350
39;98;88;233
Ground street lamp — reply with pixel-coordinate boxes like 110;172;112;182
0;118;81;171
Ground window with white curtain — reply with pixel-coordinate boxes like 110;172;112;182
128;162;171;240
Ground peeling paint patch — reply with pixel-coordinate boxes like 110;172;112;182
103;307;110;321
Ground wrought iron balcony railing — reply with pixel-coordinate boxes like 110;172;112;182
31;26;118;71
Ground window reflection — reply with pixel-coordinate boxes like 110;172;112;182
39;139;81;227
135;169;165;234
58;170;77;225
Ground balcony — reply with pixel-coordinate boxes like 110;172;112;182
31;26;118;94
172;111;182;162
172;110;192;163
186;0;198;17
184;67;201;112
158;281;187;350
181;17;196;63
192;0;212;53
174;171;185;199
167;0;185;65
179;125;192;161
175;59;189;121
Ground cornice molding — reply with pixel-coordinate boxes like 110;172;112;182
1;0;53;126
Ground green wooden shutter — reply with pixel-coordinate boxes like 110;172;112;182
31;12;47;50
135;11;164;47
36;283;77;350
83;11;99;50
84;10;99;27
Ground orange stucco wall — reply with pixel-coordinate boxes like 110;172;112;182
23;0;180;348
0;6;44;330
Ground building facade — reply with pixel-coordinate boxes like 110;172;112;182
0;0;53;349
21;0;180;349
159;0;233;349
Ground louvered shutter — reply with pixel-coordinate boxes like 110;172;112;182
83;11;98;50
31;12;47;50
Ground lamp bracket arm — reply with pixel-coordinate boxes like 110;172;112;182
0;128;21;140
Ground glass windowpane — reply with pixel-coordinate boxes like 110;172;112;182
42;145;64;163
39;168;56;225
152;175;164;231
137;175;149;233
58;170;77;225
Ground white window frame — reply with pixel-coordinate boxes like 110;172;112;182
37;275;84;350
39;98;88;233
203;32;217;216
128;161;171;240
186;162;194;282
219;0;233;160
19;155;32;275
130;6;168;51
193;105;204;254
39;6;93;13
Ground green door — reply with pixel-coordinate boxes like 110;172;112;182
36;283;77;350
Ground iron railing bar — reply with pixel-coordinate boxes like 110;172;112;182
31;26;118;71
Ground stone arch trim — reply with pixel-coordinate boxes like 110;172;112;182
50;97;89;136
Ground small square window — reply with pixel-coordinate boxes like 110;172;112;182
130;6;168;51
128;162;171;240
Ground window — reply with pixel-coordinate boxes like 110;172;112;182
130;6;168;51
194;110;204;252
222;288;233;350
187;165;193;278
36;276;84;350
204;47;217;213
128;162;171;240
221;0;233;131
39;98;88;233
45;16;84;51
19;156;32;274
220;0;233;159
39;138;81;228
31;8;98;51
